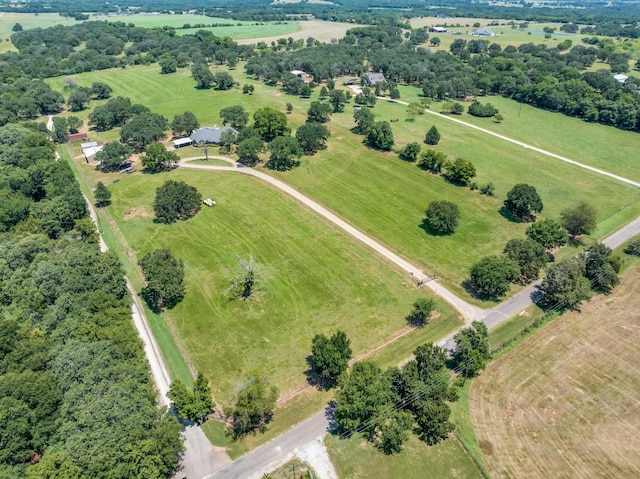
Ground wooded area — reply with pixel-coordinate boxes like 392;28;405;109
0;124;183;477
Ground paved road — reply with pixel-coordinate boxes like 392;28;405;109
179;157;640;479
81;187;230;479
205;411;331;479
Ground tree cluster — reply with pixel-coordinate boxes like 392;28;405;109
168;372;215;423
227;374;278;438
335;343;457;454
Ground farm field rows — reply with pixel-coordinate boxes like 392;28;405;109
48;64;640;298
470;265;640;479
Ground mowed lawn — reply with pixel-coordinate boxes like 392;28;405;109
106;168;453;403
326;432;483;479
470;265;640;479
47;65;640;294
398;87;640;183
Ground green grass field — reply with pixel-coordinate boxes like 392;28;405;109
103;168;460;404
46;64;640;298
326;431;483;479
397;87;640;183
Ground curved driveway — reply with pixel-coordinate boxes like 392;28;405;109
178;155;640;479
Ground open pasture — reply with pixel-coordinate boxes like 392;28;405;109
410;17;587;50
104;168;460;403
326;431;482;479
470;265;640;479
48;64;640;296
397;88;640;184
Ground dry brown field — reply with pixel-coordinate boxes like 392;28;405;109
236;19;354;45
470;265;640;479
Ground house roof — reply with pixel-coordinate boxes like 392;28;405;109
290;70;307;76
614;74;628;83
365;73;386;84
190;126;238;144
80;141;97;149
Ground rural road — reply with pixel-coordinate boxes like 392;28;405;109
179;156;640;479
206;412;332;479
82;187;231;479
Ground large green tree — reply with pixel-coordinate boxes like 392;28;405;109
504;184;543;221
468;255;519;299
266;136;302;171
120;112;168;152
167;372;214;423
139;248;186;311
424;125;441;145
503;238;548;283
424;200;460;235
307;101;333;123
526;218;568;250
310;331;352;382
366;121;394;150
561;201;597;238
171;111;199;136
583;243;619;293
453;321;490;378
95;141;132;172
408;297;437;326
445;158;476;186
329;89;348;112
153;180;202;224
253;107;290;141
228;374;278;438
220;105;249;130
142;142;179;171
236;137;264;166
295;122;330;154
399;142;421;162
353;107;375;134
94;182;111;207
191;62;215;89
539;258;591;309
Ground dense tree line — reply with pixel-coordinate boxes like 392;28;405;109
0;123;183;477
1;21;254;84
246;24;640;132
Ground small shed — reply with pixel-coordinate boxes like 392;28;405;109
614;74;628;84
429;26;447;33
68;132;88;142
364;73;386;87
172;137;193;148
80;141;98;149
290;70;311;81
83;145;103;162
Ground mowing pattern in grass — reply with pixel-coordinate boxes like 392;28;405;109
397;88;640;183
106;169;441;404
470;266;640;479
46;65;640;296
326;432;483;479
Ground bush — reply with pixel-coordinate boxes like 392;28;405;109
399;142;421;162
624;238;640;256
468;100;498;117
445;158;476;186
424;125;441;145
